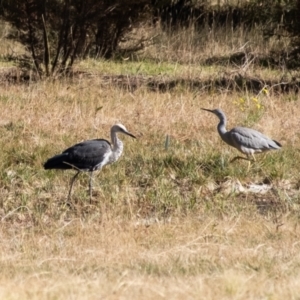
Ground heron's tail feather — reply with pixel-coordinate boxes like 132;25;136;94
272;140;282;149
44;153;73;170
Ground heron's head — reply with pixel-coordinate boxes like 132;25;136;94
112;123;136;139
201;108;226;121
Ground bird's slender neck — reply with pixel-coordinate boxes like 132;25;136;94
217;114;227;137
110;130;124;161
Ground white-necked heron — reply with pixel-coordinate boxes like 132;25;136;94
201;108;282;162
44;123;136;202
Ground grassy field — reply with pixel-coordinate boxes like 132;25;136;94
0;22;300;299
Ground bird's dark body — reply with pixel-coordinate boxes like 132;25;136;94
43;123;136;202
44;139;112;171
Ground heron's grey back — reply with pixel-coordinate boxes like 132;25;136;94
229;127;281;151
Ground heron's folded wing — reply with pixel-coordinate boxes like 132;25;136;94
64;139;112;169
230;127;280;150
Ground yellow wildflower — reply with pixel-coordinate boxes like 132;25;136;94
262;88;269;95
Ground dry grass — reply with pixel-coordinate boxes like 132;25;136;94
138;23;290;66
0;77;299;299
0;21;299;299
1;216;300;299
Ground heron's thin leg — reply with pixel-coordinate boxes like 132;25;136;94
89;171;94;203
247;160;251;172
230;156;251;163
67;171;80;202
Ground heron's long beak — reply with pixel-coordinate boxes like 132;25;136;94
201;108;213;113
125;131;136;139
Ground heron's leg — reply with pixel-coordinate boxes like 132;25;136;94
230;156;251;163
89;171;94;203
67;171;80;202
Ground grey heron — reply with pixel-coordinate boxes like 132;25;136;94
201;108;281;162
44;123;136;202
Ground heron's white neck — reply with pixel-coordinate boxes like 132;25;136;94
110;131;124;163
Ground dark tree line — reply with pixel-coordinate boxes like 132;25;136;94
154;0;300;31
0;0;153;77
154;0;300;67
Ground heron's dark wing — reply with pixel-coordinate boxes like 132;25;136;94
230;127;281;151
44;139;111;171
63;139;112;170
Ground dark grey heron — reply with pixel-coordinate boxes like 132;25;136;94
201;108;282;162
44;123;136;202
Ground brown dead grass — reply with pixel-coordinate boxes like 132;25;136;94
0;77;292;150
1;215;300;299
0;19;299;298
0;76;299;298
